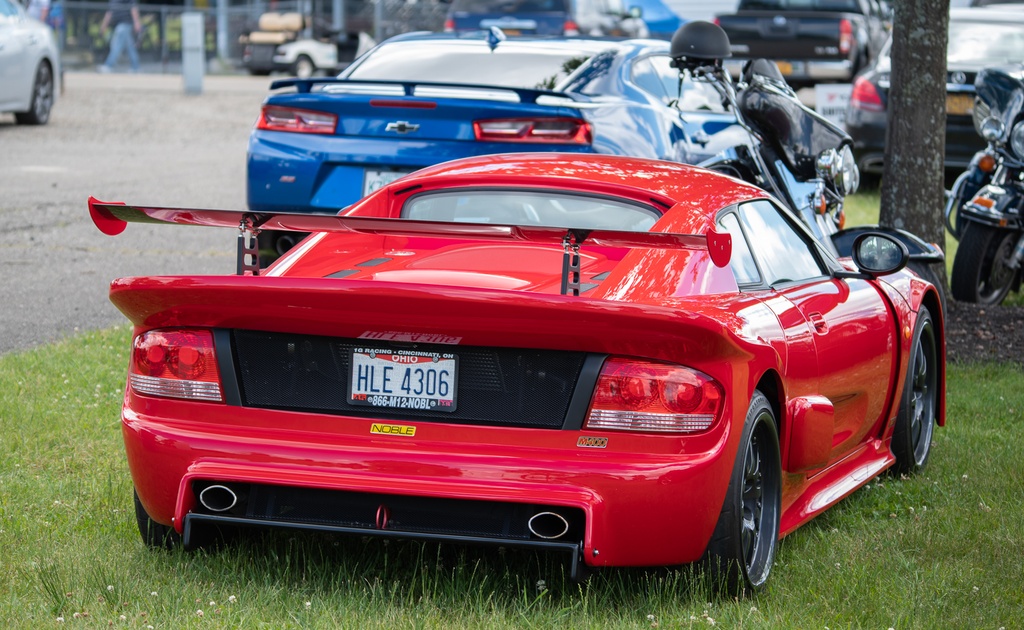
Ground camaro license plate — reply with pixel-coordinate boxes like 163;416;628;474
363;169;411;196
349;348;458;412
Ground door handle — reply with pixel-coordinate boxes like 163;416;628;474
808;312;829;333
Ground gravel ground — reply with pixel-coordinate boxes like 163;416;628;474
0;71;1021;365
0;71;271;355
945;299;1024;366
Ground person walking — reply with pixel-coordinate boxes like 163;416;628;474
25;0;50;22
99;0;142;73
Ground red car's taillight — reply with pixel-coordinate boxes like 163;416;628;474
130;329;223;402
473;118;593;144
849;76;884;113
257;105;337;134
583;358;723;433
839;19;853;55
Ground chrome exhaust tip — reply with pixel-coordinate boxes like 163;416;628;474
198;484;239;513
527;511;570;540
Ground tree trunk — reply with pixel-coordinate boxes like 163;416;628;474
879;0;950;291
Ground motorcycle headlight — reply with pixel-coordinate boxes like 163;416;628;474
816;148;840;181
980;116;1006;143
816;147;859;196
837;145;860;195
1011;121;1024;159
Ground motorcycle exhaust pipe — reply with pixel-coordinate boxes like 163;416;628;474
198;484;239;513
527;511;570;540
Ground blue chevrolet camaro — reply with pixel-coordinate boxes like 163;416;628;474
246;31;742;230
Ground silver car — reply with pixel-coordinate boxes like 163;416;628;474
0;0;59;124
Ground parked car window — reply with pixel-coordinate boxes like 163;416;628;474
735;200;825;285
638;56;727;112
948;22;1024;65
346;44;594;89
0;0;19;17
402;189;660;231
450;0;570;12
738;0;863;11
717;212;762;286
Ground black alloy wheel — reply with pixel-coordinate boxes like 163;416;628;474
704;390;781;595
15;62;54;125
892;306;938;474
951;224;1020;306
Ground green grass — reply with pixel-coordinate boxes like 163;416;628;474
2;322;1023;627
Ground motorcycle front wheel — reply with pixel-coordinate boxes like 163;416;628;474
950;223;1020;305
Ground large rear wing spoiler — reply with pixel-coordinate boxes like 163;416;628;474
88;198;731;295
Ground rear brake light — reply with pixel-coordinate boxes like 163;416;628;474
584;358;723;433
839;19;853;55
563;20;579;36
444;18;454;32
130;329;223;402
257;105;337;134
473;118;592;144
850;76;884;113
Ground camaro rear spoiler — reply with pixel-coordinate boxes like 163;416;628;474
268;77;579;106
88;198;731;295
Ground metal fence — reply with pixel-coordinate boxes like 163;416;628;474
57;0;448;71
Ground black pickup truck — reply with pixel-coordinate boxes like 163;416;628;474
715;0;891;87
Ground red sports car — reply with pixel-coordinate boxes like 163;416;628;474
90;153;945;594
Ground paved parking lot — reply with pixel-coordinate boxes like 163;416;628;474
0;71;272;355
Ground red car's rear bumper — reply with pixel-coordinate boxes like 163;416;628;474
123;392;738;569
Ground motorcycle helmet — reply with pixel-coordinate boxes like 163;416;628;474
669;21;732;67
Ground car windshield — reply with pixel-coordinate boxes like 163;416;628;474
346;42;595;89
402;190;661;231
737;0;863;11
948;21;1024;64
451;0;569;12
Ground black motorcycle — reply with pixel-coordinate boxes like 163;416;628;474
946;64;1024;306
669;21;945;287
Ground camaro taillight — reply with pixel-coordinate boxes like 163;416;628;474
129;329;223;402
473;118;593;144
839;19;853;55
257;105;337;134
849;76;884;113
584;358;723;433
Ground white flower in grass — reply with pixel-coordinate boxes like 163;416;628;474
228;595;236;603
196;609;204;617
56;618;64;623
119;615;127;621
536;579;547;593
107;585;114;592
209;600;216;606
150;591;158;596
305;601;312;610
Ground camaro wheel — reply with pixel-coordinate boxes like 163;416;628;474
15;62;54;125
134;490;180;549
950;224;1020;306
891;306;938;474
704;390;781;595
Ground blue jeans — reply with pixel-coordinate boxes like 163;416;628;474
104;22;139;71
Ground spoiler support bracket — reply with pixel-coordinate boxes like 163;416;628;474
560;230;588;296
237;214;262;276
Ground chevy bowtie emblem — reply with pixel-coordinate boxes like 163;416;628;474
386;121;420;134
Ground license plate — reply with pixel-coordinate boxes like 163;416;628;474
363;169;411;196
946;92;974;116
775;61;793;76
349;348;458;412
